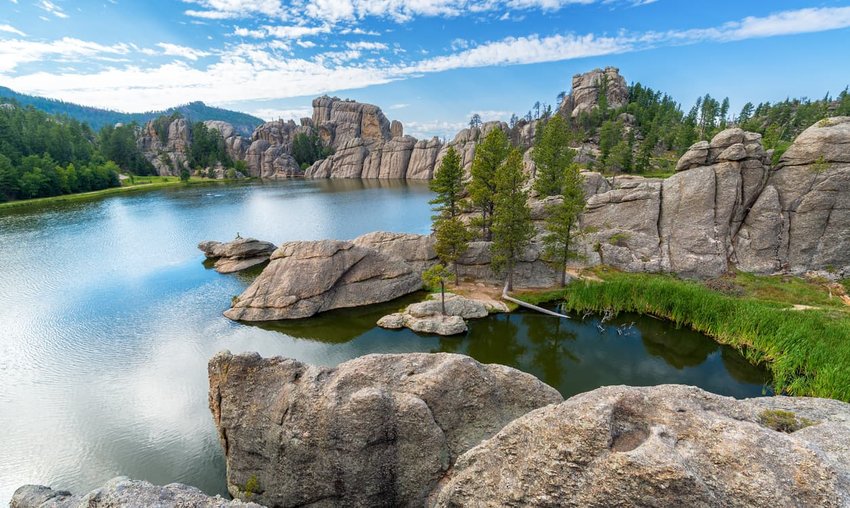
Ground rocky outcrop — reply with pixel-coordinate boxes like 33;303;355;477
433;384;850;507
137;117;192;176
224;232;433;321
739;116;850;275
11;477;260;507
377;293;495;335
199;237;276;274
244;120;313;178
312;96;392;149
579;127;774;278
561;67;629;118
456;240;561;287
208;351;563;507
406;138;442;180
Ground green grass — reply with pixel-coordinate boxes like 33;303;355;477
0;176;245;210
560;269;850;401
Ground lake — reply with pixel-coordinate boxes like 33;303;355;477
0;180;770;504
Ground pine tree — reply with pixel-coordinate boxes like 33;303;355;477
429;146;464;218
469;128;510;240
542;163;585;286
490;148;534;292
532;115;575;197
434;216;470;284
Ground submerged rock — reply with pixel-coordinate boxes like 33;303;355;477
208;351;563;507
433;384;850;507
199;237;276;274
11;477;260;507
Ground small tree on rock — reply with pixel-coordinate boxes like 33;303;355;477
423;264;452;315
491;148;535;292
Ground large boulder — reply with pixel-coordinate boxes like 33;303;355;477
433;384;850;507
11;477;259;508
199;237;276;274
208;352;563;507
224;232;434;321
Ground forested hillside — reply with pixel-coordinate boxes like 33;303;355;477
0;87;263;135
0;104;123;201
509;80;850;174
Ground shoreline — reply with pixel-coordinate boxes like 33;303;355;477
0;177;250;211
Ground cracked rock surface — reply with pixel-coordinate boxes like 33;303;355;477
208;351;563;507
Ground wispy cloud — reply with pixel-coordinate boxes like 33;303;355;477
0;24;26;36
156;43;211;61
3;6;849;114
36;0;68;18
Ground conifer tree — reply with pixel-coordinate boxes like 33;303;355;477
430;146;470;284
469;128;510;240
429;146;464;218
532;115;575;197
542;163;585;286
490;148;534;291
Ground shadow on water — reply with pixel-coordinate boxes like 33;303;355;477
247;296;773;400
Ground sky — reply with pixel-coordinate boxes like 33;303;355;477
1;0;849;138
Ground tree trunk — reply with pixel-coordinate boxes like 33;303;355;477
507;267;514;292
453;262;459;286
561;224;572;287
440;281;446;315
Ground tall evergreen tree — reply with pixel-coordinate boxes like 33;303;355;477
469;128;510;240
490;148;534;291
532;115;575;197
430;146;470;284
542;163;585;286
429;146;464;218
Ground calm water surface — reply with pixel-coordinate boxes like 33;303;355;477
0;180;770;503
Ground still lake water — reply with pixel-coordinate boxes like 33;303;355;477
0;180;770;503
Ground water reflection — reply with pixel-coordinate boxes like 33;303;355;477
0;179;770;505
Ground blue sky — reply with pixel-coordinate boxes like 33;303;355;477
1;0;849;137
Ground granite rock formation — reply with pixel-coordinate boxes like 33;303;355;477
11;477;260;508
223;232;434;321
433;384;850;507
208;351;563;507
560;66;629;118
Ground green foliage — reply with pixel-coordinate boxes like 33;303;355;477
759;409;815;433
532;115;575;197
542;163;585;286
608;232;631;246
429;146;464;218
434;216;471;284
490;149;534;291
422;264;452;315
0;87;264;134
561;271;850;400
292;132;332;168
189;121;232;169
244;475;260;499
152;112;182;144
469;128;510;240
179;168;191;182
98;123;156;175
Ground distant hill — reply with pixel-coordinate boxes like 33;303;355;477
0;86;264;135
